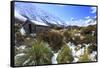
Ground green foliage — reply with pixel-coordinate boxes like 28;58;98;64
88;45;97;54
31;40;53;65
72;36;83;46
15;22;25;45
15;32;25;45
15;53;29;66
15;40;53;66
81;25;96;35
37;30;64;52
78;47;90;62
23;36;35;47
14;22;22;32
15;32;34;46
63;30;72;43
57;44;74;63
14;21;97;66
82;34;96;44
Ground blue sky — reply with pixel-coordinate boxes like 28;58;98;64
15;2;97;26
33;3;96;21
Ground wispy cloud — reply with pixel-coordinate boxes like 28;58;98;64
85;16;90;19
91;7;96;14
71;17;74;21
66;16;96;27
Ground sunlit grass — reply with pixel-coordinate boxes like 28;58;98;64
57;44;74;63
15;22;97;66
78;47;90;62
15;40;53;66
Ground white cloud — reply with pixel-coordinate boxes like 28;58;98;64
91;7;96;13
85;18;91;24
66;19;85;26
66;17;96;27
94;15;97;18
85;16;90;19
71;17;74;21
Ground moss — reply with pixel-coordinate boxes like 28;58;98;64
57;44;74;63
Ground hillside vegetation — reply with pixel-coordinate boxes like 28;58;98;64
14;22;97;66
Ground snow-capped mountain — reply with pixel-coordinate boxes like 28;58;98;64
66;17;96;27
15;2;65;27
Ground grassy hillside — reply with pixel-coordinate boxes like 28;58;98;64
14;21;97;66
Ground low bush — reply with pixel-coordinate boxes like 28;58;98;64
82;34;96;44
63;30;72;43
57;44;74;63
88;44;97;54
15;32;25;45
78;47;90;62
37;30;64;52
15;40;53;66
